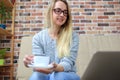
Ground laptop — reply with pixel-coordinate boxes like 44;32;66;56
81;51;120;80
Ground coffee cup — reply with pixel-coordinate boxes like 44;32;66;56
31;55;50;67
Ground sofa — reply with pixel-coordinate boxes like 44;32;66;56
16;35;120;80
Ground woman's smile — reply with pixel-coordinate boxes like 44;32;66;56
57;17;64;23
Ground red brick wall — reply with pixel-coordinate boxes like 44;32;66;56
3;0;120;79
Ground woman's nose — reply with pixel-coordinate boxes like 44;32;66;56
60;12;64;16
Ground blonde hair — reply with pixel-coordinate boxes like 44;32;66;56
46;0;72;58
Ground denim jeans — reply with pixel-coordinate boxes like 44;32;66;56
29;71;80;80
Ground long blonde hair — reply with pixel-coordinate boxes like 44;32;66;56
46;0;72;58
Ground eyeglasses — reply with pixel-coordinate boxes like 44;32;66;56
53;8;68;17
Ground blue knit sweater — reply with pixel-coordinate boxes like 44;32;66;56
32;29;79;72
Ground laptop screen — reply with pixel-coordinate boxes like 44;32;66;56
81;51;120;80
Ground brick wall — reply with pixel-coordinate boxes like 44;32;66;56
2;0;120;79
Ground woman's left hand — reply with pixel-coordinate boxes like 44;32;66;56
51;62;64;72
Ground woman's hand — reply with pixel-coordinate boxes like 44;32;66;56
23;55;34;67
52;62;64;72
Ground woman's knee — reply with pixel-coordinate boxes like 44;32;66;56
54;72;67;80
29;72;48;80
52;72;80;80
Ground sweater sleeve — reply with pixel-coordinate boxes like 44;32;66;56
32;32;44;55
59;32;79;72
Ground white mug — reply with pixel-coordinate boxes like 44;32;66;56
32;55;50;67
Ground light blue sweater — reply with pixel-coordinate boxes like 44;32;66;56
32;29;79;72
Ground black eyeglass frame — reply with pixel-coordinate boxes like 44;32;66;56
53;8;68;17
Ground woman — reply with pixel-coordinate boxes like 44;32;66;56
23;0;80;80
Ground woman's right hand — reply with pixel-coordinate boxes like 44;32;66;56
23;55;34;67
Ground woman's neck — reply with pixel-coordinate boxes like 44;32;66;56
48;27;59;40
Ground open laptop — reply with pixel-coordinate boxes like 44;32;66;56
81;51;120;80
